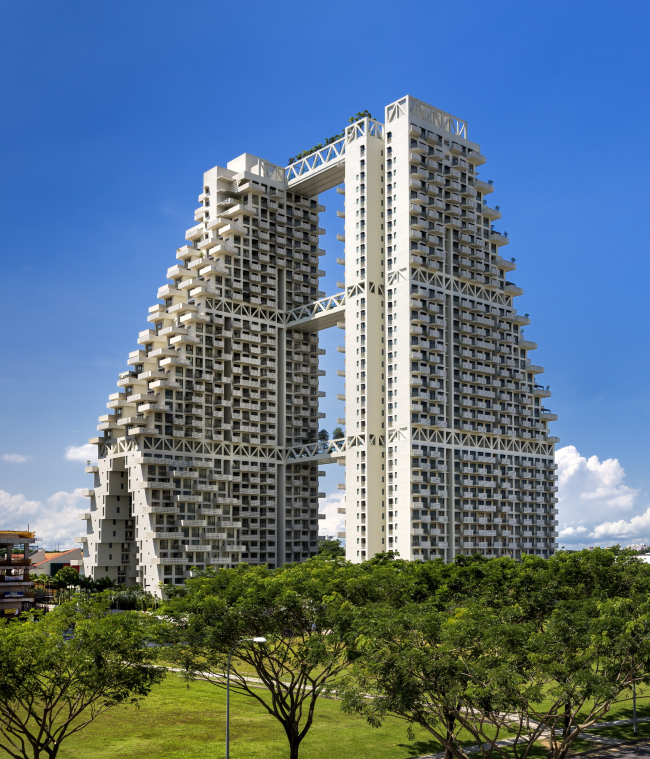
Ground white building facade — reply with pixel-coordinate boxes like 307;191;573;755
79;96;558;591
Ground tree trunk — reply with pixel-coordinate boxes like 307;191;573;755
288;730;301;759
444;713;456;759
562;702;570;739
554;703;572;759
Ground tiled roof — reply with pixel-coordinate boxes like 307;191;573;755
32;548;79;567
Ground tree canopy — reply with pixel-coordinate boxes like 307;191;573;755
0;595;165;759
160;548;650;759
317;538;345;558
338;549;650;759
21;546;647;759
161;558;367;759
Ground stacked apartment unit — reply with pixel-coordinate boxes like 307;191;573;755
79;96;558;591
79;155;329;591
377;98;559;562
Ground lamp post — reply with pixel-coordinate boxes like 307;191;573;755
226;637;266;759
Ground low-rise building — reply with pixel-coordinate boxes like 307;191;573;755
30;548;83;577
0;530;36;617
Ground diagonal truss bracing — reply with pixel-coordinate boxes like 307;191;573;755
285;117;384;196
286;139;346;184
285;290;346;331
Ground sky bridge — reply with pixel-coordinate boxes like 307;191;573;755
284;117;384;196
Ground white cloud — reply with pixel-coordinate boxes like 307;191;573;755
65;444;97;464
0;489;85;546
589;509;650;540
556;445;649;548
319;490;346;541
557;445;637;511
2;454;31;463
557;525;587;538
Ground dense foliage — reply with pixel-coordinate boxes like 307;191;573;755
338;550;650;759
317;538;345;558
0;596;165;759
162;548;650;759
11;548;650;759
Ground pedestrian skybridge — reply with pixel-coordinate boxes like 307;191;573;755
284;117;384;197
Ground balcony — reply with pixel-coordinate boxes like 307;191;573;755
471;178;493;194
118;416;149;427
481;205;501;220
185;224;203;241
494;255;515;272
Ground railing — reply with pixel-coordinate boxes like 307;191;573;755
285;291;346;326
386;96;467;139
285;117;384;185
286;138;346;184
284;437;347;462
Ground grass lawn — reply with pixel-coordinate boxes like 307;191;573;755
57;673;447;759
569;692;650;750
56;675;650;759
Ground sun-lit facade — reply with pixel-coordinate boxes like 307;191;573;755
78;96;558;593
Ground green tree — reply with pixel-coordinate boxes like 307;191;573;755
318;539;345;558
52;566;80;589
340;551;650;759
302;429;317;444
0;596;165;759
51;567;83;604
77;574;95;593
92;576;117;592
318;428;329;442
332;427;344;440
162;560;361;759
348;110;372;123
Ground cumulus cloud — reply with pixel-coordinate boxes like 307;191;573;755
2;454;31;463
319;489;346;541
65;444;97;464
558;525;588;538
0;489;85;545
589;510;650;540
556;445;649;549
557;445;637;511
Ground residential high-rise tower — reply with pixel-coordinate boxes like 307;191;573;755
78;96;558;592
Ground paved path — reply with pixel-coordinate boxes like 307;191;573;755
411;716;650;759
573;741;650;758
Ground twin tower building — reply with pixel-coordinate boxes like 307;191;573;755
77;95;559;593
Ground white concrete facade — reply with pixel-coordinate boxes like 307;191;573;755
79;95;558;591
377;97;558;563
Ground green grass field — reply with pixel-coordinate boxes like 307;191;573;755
57;673;446;759
55;673;650;759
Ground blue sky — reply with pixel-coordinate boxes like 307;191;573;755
1;0;650;549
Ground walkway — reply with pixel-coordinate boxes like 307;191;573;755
412;716;650;759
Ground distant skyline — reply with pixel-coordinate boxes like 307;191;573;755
2;0;650;550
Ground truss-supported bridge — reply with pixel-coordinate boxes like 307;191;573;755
285;117;384;196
